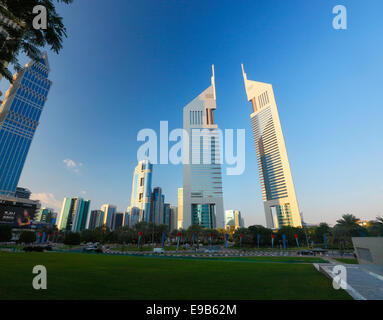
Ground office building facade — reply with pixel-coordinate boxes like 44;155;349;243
241;65;302;228
112;212;124;230
57;197;90;232
87;210;104;230
182;66;224;229
163;203;170;226
224;210;244;230
35;207;55;225
169;205;178;231
0;53;52;196
128;159;152;223
177;188;183;229
101;204;117;229
150;187;164;225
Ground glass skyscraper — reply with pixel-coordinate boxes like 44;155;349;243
182;66;224;229
241;65;302;228
87;210;104;230
150;187;164;225
57;197;91;232
101;204;117;229
128;159;152;223
0;53;52;196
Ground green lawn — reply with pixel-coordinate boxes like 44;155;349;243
333;258;358;264
0;252;351;300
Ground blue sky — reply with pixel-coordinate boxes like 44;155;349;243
1;0;382;226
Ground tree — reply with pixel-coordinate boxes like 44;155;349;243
0;0;73;82
313;223;331;244
0;224;12;242
336;214;359;228
63;232;80;246
81;229;101;243
276;226;306;247
367;216;383;236
186;224;202;244
247;225;273;247
332;214;366;249
19;231;36;244
336;214;366;237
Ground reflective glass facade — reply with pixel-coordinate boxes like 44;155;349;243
182;66;225;229
192;203;215;228
57;197;90;232
150;187;164;225
129;160;152;223
0;54;52;196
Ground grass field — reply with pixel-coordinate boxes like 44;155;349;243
0;252;351;300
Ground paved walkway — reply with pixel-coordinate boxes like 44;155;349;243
317;260;383;300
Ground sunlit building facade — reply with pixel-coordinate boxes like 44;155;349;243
177;188;183;229
182;66;224;229
128;159;152;223
241;65;302;228
57;197;90;232
101;204;117;229
224;210;244;230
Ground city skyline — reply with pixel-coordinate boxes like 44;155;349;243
1;0;382;226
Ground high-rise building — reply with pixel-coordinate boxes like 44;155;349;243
224;210;244;230
150;187;164;225
169;205;178;231
112;212;124;230
15;187;31;199
182;66;224;229
128;159;152;223
163;203;170;226
241;65;302;228
72;199;90;232
35;207;55;225
101;204;117;229
57;197;90;232
87;210;104;230
128;207;140;227
123;210;130;228
177;188;183;229
0;53;52;196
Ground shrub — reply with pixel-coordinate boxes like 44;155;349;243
63;232;81;246
0;224;12;242
19;231;37;244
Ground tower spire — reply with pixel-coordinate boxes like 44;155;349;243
211;64;216;101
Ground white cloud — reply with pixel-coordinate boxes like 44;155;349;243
63;159;76;168
30;193;62;212
63;159;83;173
